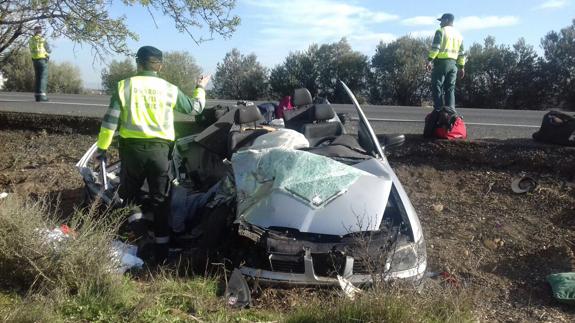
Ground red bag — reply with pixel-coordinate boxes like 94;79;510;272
275;96;293;119
434;116;467;140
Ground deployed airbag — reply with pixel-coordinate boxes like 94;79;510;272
250;128;309;150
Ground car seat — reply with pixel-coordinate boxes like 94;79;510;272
227;105;269;157
301;104;344;146
284;88;314;131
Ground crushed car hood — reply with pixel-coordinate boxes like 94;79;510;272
232;148;392;236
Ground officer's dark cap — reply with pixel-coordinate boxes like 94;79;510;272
438;13;455;23
136;46;163;63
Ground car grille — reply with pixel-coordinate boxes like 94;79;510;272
312;253;346;277
269;258;305;274
352;258;371;274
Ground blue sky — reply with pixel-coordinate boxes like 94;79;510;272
50;0;574;88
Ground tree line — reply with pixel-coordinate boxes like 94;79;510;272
1;19;574;110
209;19;574;111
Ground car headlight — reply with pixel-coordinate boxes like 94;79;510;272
386;239;425;272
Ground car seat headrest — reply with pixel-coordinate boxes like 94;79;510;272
293;88;313;107
312;104;335;121
234;105;262;124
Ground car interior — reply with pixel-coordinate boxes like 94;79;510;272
173;87;405;192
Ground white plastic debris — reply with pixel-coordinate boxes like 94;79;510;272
269;118;285;127
36;225;74;250
37;226;143;274
0;192;8;199
110;240;144;274
337;275;362;300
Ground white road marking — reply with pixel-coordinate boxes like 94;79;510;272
0;99;106;107
466;122;539;128
45;101;106;107
365;117;540;128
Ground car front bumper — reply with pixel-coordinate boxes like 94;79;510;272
239;246;427;286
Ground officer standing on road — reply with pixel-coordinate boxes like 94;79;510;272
426;13;466;115
28;26;51;102
95;45;210;264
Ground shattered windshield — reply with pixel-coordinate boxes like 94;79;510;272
232;148;374;212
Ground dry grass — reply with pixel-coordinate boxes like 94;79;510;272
286;280;475;323
0;194;475;322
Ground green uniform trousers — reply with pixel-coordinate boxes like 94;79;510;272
32;58;49;101
431;58;458;114
119;138;172;242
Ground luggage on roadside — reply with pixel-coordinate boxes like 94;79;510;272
532;111;575;146
434;116;467;140
423;109;467;140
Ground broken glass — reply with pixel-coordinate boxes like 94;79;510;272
232;147;374;213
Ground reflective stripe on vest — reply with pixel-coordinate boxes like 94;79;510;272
29;36;48;59
435;26;463;60
117;76;179;141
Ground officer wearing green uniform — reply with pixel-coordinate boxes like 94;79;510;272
29;26;51;102
426;13;466;115
95;46;210;263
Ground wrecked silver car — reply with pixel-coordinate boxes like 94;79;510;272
77;82;426;285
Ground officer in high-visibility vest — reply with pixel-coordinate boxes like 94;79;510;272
28;26;51;102
95;45;210;264
426;13;466;115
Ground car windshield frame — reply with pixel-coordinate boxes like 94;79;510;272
339;81;384;159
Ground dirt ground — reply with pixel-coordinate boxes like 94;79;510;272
1;112;574;322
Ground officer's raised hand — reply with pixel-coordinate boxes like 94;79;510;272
197;74;211;88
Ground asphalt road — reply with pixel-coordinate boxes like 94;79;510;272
0;92;546;139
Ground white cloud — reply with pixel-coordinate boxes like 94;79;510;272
533;0;570;10
401;15;519;34
402;16;437;26
457;16;520;31
407;30;436;38
243;0;398;54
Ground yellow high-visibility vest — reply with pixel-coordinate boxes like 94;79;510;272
29;35;48;59
114;76;179;141
428;26;466;66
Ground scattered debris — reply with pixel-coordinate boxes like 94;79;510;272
424;271;461;288
37;224;75;249
38;225;143;274
225;269;251;309
337;275;362;300
547;272;575;305
511;175;538;194
110;240;144;274
483;239;499;251
432;203;444;213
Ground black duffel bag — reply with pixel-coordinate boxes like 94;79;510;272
532;111;575;146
